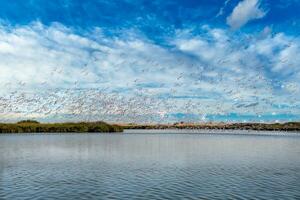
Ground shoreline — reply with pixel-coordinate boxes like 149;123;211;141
0;129;298;137
124;128;300;136
0;121;299;133
0;121;123;133
120;122;300;132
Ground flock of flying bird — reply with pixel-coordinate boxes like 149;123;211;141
0;41;299;123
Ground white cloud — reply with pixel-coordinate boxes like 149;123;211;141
227;0;267;29
216;0;232;17
0;22;299;123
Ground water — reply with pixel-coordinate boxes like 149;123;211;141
1;130;300;200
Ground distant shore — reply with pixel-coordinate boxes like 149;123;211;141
120;122;300;132
0;120;123;133
1;121;299;133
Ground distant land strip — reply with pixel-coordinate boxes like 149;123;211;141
0;120;123;133
120;122;300;132
1;121;300;133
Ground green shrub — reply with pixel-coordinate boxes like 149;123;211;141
0;121;123;133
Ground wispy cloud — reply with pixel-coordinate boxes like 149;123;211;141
216;0;232;18
0;21;299;122
227;0;267;29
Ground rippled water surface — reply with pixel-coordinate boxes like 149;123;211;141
1;131;300;200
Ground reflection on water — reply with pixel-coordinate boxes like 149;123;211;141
1;131;300;199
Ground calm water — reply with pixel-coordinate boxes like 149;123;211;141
1;131;300;200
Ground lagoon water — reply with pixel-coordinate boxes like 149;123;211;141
1;130;300;200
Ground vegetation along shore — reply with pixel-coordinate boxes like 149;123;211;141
120;122;300;132
0;120;300;133
0;120;123;133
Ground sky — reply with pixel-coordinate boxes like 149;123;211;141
0;0;300;123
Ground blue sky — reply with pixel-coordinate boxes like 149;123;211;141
0;0;300;123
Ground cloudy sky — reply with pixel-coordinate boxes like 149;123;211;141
0;0;300;123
